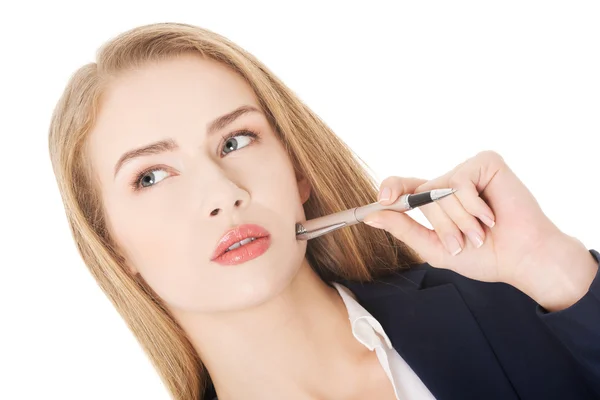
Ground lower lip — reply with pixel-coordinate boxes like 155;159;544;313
213;236;271;266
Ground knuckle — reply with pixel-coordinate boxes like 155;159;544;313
477;149;504;163
382;176;416;192
381;176;402;187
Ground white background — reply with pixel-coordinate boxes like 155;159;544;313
1;1;598;399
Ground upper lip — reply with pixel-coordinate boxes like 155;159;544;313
211;224;270;260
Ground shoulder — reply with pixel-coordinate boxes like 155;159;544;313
337;261;535;312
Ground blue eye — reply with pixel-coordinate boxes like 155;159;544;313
137;169;169;189
221;130;258;156
130;129;261;192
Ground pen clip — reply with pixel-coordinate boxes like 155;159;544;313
296;221;348;240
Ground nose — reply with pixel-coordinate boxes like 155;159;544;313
206;181;250;218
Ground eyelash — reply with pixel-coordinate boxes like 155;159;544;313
129;129;261;192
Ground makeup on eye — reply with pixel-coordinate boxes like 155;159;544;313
128;129;262;192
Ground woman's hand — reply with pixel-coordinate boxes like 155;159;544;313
363;150;598;311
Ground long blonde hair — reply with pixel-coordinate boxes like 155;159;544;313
48;22;421;400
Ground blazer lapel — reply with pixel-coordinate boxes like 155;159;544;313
338;266;518;400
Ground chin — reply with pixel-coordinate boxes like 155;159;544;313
244;269;298;305
224;256;303;312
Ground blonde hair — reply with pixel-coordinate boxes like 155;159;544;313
48;22;421;400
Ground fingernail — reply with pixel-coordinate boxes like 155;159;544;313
445;235;462;256
378;187;391;203
467;230;484;248
480;215;496;228
364;220;384;229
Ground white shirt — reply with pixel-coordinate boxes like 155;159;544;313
333;282;436;400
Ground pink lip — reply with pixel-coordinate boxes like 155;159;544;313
211;224;271;261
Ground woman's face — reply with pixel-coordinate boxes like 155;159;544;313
86;54;311;313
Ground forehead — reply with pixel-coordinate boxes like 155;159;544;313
95;54;259;132
86;54;260;182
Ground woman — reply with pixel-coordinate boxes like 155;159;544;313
48;22;599;399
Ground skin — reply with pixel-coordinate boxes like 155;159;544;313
86;54;397;400
364;153;598;312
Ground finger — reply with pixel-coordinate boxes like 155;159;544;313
428;194;486;250
451;183;496;228
418;201;466;255
377;176;429;205
363;208;447;266
416;166;496;228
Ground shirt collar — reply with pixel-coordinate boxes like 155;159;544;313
332;282;394;350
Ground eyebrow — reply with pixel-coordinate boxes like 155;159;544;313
113;105;261;178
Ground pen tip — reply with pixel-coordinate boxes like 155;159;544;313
431;188;456;201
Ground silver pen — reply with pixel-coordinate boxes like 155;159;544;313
295;188;457;240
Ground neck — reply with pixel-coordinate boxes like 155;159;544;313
177;259;374;399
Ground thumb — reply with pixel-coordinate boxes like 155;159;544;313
363;209;445;265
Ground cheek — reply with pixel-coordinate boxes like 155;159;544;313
116;218;215;309
106;194;185;273
253;153;306;215
105;196;223;310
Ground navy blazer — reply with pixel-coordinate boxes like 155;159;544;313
205;249;600;399
338;248;600;399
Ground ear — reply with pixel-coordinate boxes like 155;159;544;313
296;172;311;204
